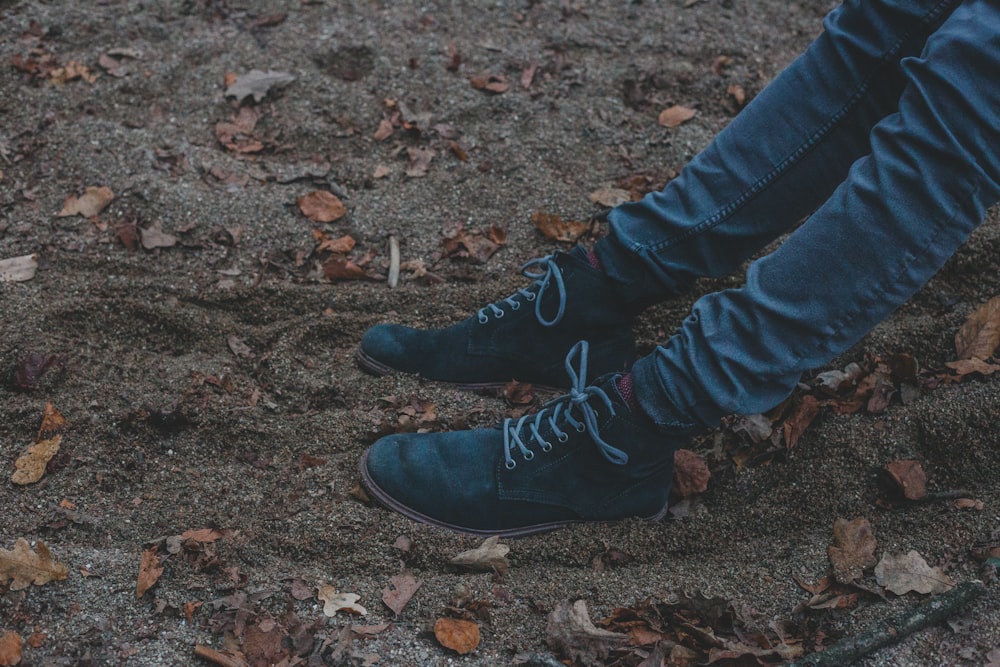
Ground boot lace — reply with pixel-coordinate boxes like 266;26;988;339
477;254;566;327
502;340;628;470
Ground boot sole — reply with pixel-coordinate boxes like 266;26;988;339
358;449;671;538
354;346;564;393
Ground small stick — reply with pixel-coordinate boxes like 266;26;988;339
387;234;400;288
193;644;249;667
787;581;985;666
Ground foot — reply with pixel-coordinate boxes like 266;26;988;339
359;341;690;536
356;248;635;389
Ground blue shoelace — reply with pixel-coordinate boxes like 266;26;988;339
501;341;629;470
476;254;567;327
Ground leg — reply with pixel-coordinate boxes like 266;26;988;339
635;0;1000;429
597;0;963;307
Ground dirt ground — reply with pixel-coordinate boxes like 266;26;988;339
1;1;998;665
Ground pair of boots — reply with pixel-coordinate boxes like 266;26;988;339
358;248;694;536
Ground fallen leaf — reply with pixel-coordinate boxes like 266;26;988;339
139;222;177;250
531;212;591;242
57;186;114;218
0;539;69;590
502;380;535;406
215;107;264;154
351;623;391;638
658;105;696;128
450;536;510;574
318;585;367;616
11;436;61;485
37;402;66;440
783;394;820;448
469;73;509;93
373;119;393;141
944;358;1000;377
298;190;347;223
193;644;249;667
953;498;984;510
227;335;253;358
672;449;710;497
252;13;287;28
547;600;628;665
440;225;502;263
521;62;537;89
0;254;39;282
588;187;631;208
828;517;877;584
225;69;296;103
314;231;356;254
322;256;367;281
955;296;1000;360
12;353;60;390
727;83;746;107
181;528;225;543
433;618;480;654
48;60;97;84
874;550;955;595
405;147;435;178
136;547;163;598
0;631;22;667
373;164;391;179
886;460;927;500
382;573;421;615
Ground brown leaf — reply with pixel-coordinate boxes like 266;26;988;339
215;108;264;154
588;187;631;208
727;83;746;107
0;254;39;282
469;73;509;93
37;402;66;440
227;335;254;359
0;631;22;667
0;539;69;590
48;60;97;84
224;69;295;103
180;528;225;543
953;498;984;510
136;547;163;598
193;645;249;667
322;256;367;281
298;190;347;223
782;394;820;448
139;222;177;250
672;449;710;497
12;354;60;392
955;296;1000;360
57;186;114;217
874;550;955;595
449;535;510;574
433;618;480;654
373;119;394;141
521;62;537;89
405;147;435;178
886;459;927;500
440;225;502;263
318;585;367;616
546;600;628;665
657;105;696;128
944;357;1000;377
381;572;422;615
531;212;591;242
487;225;507;245
502;380;535;406
828;517;877;584
11;436;61;486
314;231;356;254
373;164;392;179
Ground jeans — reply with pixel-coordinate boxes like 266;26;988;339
593;0;1000;431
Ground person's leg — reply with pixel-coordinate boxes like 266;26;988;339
597;0;963;307
634;0;1000;430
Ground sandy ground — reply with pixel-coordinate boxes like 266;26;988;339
1;1;998;665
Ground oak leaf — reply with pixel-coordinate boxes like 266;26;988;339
828;517;877;584
955;296;1000;360
531;212;590;243
318;585;367;616
11;436;61;486
0;539;68;590
136;547;163;598
433;618;480;654
298;191;346;223
57;186;114;218
874;550;955;595
450;535;510;574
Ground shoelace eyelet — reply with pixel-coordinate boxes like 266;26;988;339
495;310;505;318
525;292;536;302
575;423;586;433
510;301;520;311
505;459;516;470
541;441;553;452
557;432;569;443
522;450;535;461
477;313;488;324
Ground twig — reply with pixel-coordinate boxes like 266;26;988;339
918;489;975;502
787;581;985;666
193;644;249;667
387;234;400;288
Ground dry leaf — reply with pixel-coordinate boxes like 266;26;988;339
874;550;955;595
193;644;250;667
727;83;746;107
381;573;421;615
298;191;347;223
672;449;710;497
953;498;984;510
139;222;177;250
588;187;631;208
944;358;1000;377
11;436;61;486
136;547;163;598
373;119;393;141
37;402;66;440
318;585;367;616
373;164;391;179
828;517;877;584
955;296;1000;360
658;105;696;128
546;600;628;665
180;528;225;543
469;73;509;93
57;186;114;217
224;69;295;103
227;335;253;358
0;631;22;667
0;254;39;282
315;232;356;254
215;107;263;154
405;147;435;178
886;460;927;500
433;618;480;654
450;536;510;573
531;212;591;243
0;539;69;590
322;256;367;281
48;60;97;84
783;394;820;448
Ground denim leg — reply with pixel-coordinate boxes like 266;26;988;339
595;0;962;310
633;0;1000;430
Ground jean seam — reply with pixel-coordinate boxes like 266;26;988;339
636;0;960;257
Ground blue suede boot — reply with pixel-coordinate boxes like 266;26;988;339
356;248;635;389
359;341;691;536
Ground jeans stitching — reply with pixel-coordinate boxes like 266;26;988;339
639;0;961;256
